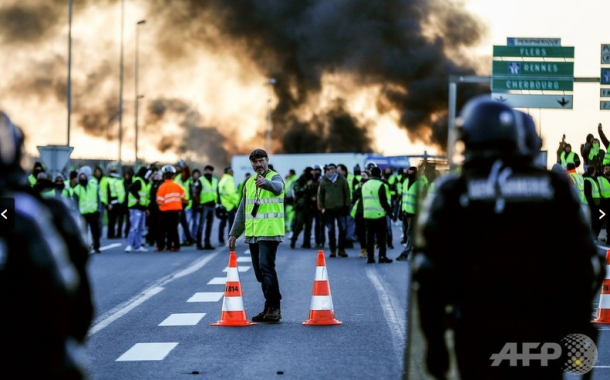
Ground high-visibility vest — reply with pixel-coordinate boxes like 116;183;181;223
401;176;427;214
218;174;239;211
128;177;147;208
200;176;219;204
584;177;601;200
568;172;587;205
110;177;126;204
284;174;297;199
362;179;386;219
99;176;110;205
28;174;36;187
156;180;185;211
561;151;576;168
244;170;284;237
598;176;610;198
176;175;193;209
604;152;610;165
72;182;99;214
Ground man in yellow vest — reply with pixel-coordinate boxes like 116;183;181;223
598;164;610;243
228;148;285;323
583;165;602;240
196;164;219;250
361;166;394;264
217;166;239;245
72;167;101;253
125;166;149;252
396;166;427;261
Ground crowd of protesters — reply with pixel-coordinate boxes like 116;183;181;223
28;155;437;260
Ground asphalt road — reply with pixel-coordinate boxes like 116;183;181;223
84;223;610;380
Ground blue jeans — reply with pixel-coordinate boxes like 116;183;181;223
323;209;347;251
249;241;282;309
196;205;215;246
127;209;146;248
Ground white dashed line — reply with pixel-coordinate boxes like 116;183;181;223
159;313;206;326
116;342;178;361
187;292;224;302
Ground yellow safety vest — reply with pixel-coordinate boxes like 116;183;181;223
244;171;285;237
362;179;386;219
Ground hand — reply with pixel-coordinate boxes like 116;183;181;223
228;236;237;251
255;174;266;188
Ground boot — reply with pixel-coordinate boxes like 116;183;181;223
338;249;348;258
359;248;367;258
329;250;337;258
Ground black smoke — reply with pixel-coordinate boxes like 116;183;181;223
1;0;487;159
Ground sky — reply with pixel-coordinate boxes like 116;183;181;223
1;0;608;169
466;0;610;167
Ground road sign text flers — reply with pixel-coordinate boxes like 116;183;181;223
520;47;550;57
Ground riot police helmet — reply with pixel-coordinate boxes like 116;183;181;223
457;95;524;160
0;111;25;185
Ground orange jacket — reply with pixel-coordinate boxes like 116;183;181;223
156;180;185;211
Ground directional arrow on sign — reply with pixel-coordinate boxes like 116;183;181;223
600;209;606;220
557;97;570;107
1;209;6;220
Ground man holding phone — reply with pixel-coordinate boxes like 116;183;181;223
228;149;285;323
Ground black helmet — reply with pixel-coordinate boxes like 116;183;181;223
0;111;25;185
457;95;524;159
516;111;542;158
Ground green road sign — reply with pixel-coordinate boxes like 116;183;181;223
493;45;574;59
491;78;573;92
492;93;573;109
492;61;573;77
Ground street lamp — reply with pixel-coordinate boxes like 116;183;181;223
134;19;146;172
67;0;73;146
266;78;276;153
118;0;125;169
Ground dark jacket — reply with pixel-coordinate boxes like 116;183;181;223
317;174;350;211
414;160;604;379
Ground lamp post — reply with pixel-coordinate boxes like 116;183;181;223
67;0;73;146
266;78;276;153
118;0;125;169
134;19;146;172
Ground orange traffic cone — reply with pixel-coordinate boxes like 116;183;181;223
593;249;610;324
210;251;256;327
303;250;342;326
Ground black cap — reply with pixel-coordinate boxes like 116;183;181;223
249;149;268;160
224;166;232;173
204;165;214;171
371;167;382;177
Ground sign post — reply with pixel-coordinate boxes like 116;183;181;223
491;39;574;109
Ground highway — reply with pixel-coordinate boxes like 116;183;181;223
84;223;610;380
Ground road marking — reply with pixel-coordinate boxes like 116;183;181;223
366;267;406;364
159;313;206;326
88;252;219;336
116;342;178;361
100;243;122;251
207;277;226;285
187;292;224;302
223;266;251;272
237;257;252;262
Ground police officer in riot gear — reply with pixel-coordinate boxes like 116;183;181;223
0;111;94;379
412;96;604;380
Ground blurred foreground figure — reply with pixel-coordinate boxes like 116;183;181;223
413;97;604;380
0;111;94;379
